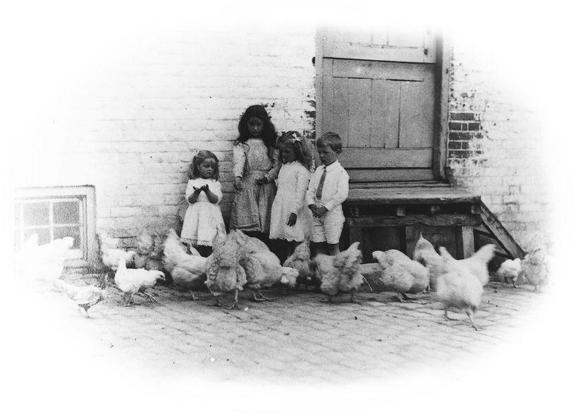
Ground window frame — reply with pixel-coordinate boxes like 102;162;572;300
14;185;97;269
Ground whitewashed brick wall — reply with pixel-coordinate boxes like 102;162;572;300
447;44;551;252
15;27;316;241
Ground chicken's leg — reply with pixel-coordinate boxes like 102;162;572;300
443;309;458;321
139;291;159;304
251;290;277;302
227;289;241;310
350;289;361;304
465;310;479;331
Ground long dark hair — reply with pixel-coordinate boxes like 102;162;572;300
278;131;312;170
235;105;277;157
189;150;220;180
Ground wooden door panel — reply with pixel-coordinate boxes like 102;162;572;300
348;78;372;148
399;80;434;148
339;148;432;169
332;59;430;81
349;169;435;182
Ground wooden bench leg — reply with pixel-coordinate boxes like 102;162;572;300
460;226;475;258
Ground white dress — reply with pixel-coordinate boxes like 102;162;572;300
181;178;226;247
269;161;312;242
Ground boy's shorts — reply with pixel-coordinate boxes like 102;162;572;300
311;210;344;245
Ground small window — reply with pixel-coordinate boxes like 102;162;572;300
14;186;97;268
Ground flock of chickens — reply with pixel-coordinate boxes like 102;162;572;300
16;228;547;330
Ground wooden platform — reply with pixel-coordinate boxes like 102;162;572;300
343;182;482;262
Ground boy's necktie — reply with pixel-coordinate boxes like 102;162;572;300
315;167;327;200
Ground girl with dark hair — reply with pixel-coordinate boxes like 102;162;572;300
230;105;279;241
181;150;225;256
269;131;313;262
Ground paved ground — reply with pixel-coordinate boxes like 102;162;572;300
21;273;544;384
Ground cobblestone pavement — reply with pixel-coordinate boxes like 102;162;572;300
18;274;546;385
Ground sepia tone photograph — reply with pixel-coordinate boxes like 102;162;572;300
5;1;575;416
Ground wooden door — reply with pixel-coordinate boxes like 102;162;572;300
317;27;442;183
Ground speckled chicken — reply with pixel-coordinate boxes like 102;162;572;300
134;229;165;271
436;246;484;330
205;232;247;309
412;234;444;291
114;258;165;304
372;249;430;302
496;258;522;287
230;230;298;300
283;240;316;290
439;244;495;286
162;229;207;297
313;242;364;303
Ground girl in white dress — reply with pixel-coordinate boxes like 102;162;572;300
269;131;313;262
181;150;226;257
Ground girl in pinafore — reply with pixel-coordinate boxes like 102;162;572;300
269;131;313;262
181;150;226;257
230;105;279;241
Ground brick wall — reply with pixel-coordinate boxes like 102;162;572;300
447;43;551;252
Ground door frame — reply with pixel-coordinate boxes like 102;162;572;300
314;29;452;181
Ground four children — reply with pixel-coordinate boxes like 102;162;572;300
183;104;350;260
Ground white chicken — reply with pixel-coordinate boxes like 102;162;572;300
519;249;548;292
113;258;165;304
98;231;136;272
313;242;364;303
372;249;430;302
241;251;299;300
53;277;106;317
436;246;484;331
412;234;444;291
16;234;74;284
283;240;316;290
438;244;496;286
496;258;522;288
162;229;207;297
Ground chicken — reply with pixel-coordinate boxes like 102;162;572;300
162;229;207;297
241;251;299;300
16;234;74;284
438;244;496;286
283;240;317;290
231;229;271;254
98;232;136;272
53;276;106;317
519;249;548;292
412;234;444;291
205;232;247;309
113;258;165;304
496;258;522;287
436;246;484;330
313;242;364;303
372;249;430;302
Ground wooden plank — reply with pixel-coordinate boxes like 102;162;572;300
332;76;349;146
332;60;432;80
339;148;432;169
348;169;434;183
348;78;372;148
349;181;450;189
399;79;435;148
315;30;325;139
324;41;436;63
346;214;482;227
479;201;526;258
434;36;451;180
371;79;399;149
347;187;481;205
320;59;333;140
